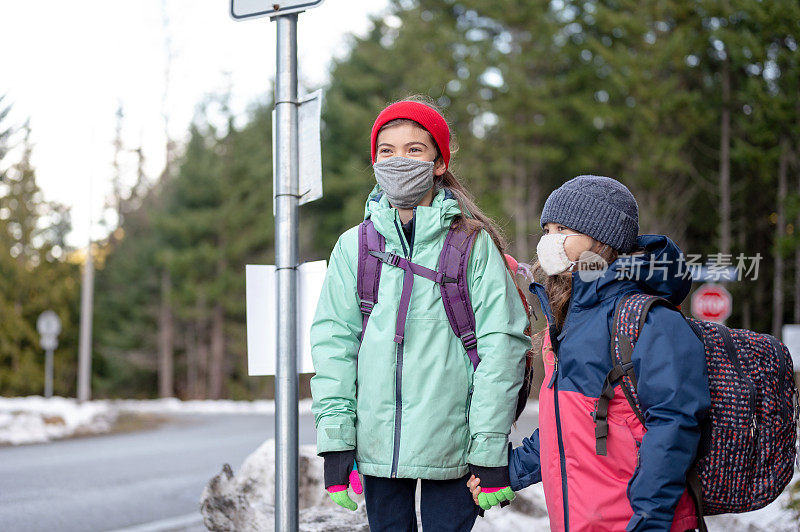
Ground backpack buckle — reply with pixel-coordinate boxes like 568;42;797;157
369;250;400;266
461;331;478;350
359;299;374;314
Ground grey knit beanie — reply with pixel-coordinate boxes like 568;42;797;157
540;175;639;253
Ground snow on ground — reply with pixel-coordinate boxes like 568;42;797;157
200;439;552;531
2;396;798;530
201;438;799;532
0;396;313;445
0;396;117;445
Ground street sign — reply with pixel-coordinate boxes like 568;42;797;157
297;90;323;206
245;261;326;375
691;283;732;323
37;310;61;398
271;90;323;215
37;310;61;350
37;310;62;337
230;0;325;20
781;324;800;372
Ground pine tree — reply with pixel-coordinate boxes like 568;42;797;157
0;121;79;396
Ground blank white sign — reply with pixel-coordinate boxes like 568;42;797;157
246;261;327;375
781;324;800;372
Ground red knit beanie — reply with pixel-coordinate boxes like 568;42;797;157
370;101;451;168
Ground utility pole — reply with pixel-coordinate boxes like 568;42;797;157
78;151;95;402
77;241;94;402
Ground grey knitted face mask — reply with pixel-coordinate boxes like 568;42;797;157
373;157;435;209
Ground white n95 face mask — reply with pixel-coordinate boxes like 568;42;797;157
536;233;580;275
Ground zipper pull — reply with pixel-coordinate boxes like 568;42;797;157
547;355;558;389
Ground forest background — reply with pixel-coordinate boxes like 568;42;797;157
1;0;799;402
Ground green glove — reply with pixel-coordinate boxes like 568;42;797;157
323;454;362;511
477;486;515;510
328;487;358;511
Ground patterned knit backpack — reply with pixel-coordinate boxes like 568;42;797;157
593;292;798;531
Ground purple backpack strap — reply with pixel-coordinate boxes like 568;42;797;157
357;220;384;335
438;224;480;369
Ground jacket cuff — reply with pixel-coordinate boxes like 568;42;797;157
315;420;356;454
508;433;542;491
467;432;509;467
322;449;356;489
507;442;523;492
625;511;672;532
469;464;510;489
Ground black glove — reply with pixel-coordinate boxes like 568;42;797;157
468;464;511;488
469;464;513;514
321;449;357;489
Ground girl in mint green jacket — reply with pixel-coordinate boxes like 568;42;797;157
310;99;529;531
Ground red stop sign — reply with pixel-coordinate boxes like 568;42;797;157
691;283;732;323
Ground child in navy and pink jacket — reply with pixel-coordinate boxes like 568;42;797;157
469;175;711;531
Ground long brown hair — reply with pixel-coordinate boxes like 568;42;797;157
376;96;508;256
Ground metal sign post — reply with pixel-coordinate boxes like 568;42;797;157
231;2;325;531
274;14;300;532
37;311;62;398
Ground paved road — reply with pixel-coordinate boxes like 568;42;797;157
0;408;539;532
0;413;316;532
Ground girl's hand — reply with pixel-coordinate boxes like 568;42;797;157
467;474;482;505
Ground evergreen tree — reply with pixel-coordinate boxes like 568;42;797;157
0;121;79;396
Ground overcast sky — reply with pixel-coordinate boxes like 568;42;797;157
0;0;389;248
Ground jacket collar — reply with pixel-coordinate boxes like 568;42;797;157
363;185;462;249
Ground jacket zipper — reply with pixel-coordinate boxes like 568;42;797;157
391;341;404;478
389;210;415;478
551;351;570;531
626;440;642;502
548;289;574;531
466;384;474;423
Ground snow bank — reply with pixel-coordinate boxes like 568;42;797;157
0;396;313;445
200;439;551;531
200;439;370;531
0;396;117;445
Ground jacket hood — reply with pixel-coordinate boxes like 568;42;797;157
569;234;692;308
363;184;463;247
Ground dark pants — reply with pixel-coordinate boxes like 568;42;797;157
363;474;480;532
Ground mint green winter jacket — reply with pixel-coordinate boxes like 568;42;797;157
310;186;529;480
